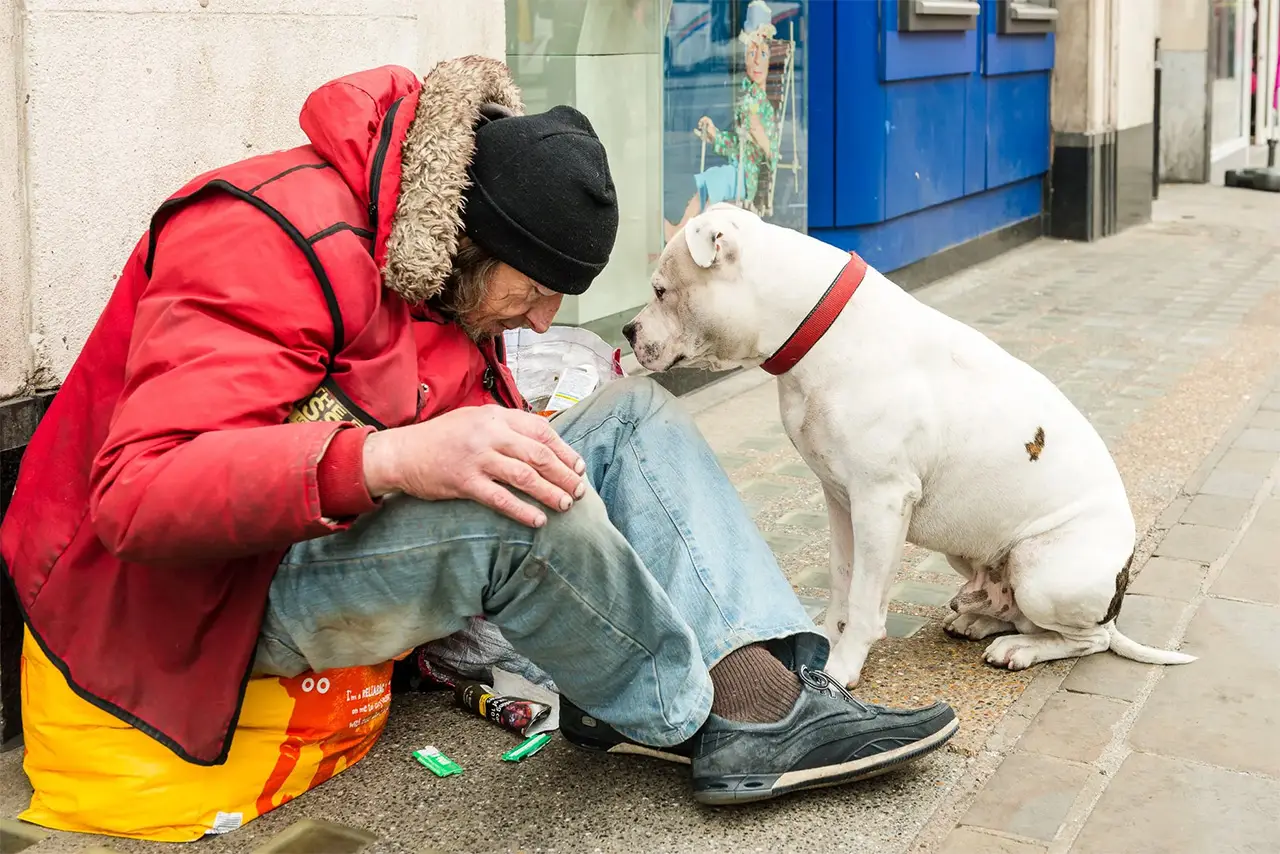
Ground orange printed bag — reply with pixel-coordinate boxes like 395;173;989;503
18;628;392;842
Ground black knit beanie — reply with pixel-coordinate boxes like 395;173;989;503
462;105;619;295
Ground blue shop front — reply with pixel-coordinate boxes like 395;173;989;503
807;0;1056;271
505;0;1056;332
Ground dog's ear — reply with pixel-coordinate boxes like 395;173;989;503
685;209;738;269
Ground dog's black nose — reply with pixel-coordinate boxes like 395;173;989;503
622;321;637;344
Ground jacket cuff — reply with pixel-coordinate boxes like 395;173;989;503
317;426;378;519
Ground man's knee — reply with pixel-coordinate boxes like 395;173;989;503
534;483;616;554
583;376;677;423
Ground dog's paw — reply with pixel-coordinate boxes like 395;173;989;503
983;635;1039;671
946;613;1015;641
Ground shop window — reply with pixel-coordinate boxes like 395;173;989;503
1211;0;1249;147
506;0;807;337
663;0;808;241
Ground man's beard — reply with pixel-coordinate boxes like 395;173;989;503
457;312;499;342
430;299;495;342
438;242;503;342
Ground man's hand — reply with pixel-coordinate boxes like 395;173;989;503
361;407;587;528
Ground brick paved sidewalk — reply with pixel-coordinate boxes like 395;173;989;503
3;184;1279;854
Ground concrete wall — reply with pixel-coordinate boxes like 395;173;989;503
1051;0;1094;134
0;0;505;400
1053;0;1145;136
1157;0;1210;182
1;0;33;399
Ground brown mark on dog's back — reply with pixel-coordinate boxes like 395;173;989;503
1025;427;1046;462
1099;552;1134;625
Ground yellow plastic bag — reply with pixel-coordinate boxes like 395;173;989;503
18;628;392;842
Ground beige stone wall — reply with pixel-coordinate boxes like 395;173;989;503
1050;0;1093;134
1160;0;1210;51
1052;0;1161;136
1158;0;1212;182
0;0;504;399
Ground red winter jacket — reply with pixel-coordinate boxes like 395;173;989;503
0;59;528;765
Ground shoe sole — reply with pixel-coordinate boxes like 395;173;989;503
693;716;960;806
562;731;692;765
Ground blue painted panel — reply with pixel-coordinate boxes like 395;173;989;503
812;175;1042;272
985;72;1050;188
882;0;980;82
883;76;968;220
982;0;1055;76
965;73;988;195
808;0;837;228
834;0;887;227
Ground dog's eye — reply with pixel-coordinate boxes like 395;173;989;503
654;287;666;301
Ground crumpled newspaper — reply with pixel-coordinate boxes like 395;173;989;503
418;326;627;696
501;325;625;414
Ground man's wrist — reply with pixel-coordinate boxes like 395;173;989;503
361;429;400;498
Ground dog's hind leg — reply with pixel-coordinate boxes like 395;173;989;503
824;479;919;688
980;534;1125;671
983;625;1110;670
820;485;854;645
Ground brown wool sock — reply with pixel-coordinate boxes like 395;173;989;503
708;643;803;724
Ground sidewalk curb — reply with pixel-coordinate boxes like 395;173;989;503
907;368;1280;854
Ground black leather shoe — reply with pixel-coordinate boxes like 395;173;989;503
559;696;694;765
691;666;958;805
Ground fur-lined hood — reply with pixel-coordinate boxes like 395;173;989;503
300;58;524;304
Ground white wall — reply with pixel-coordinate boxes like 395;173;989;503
1;0;504;400
1116;0;1156;131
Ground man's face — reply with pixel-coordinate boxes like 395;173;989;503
461;262;563;339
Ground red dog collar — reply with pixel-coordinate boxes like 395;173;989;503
760;252;868;376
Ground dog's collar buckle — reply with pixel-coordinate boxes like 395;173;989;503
760;251;868;376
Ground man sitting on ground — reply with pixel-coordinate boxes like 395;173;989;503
0;57;956;807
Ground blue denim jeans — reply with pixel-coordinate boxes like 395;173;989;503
255;377;827;747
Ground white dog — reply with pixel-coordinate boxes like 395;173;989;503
624;204;1195;688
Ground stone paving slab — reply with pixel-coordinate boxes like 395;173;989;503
1210;499;1280;605
1070;752;1280;854
958;752;1091;843
6;185;1280;853
1130;596;1280;777
1015;693;1129;765
938;828;1047;854
1125;556;1206;600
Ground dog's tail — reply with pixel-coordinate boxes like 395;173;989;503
1105;623;1197;665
